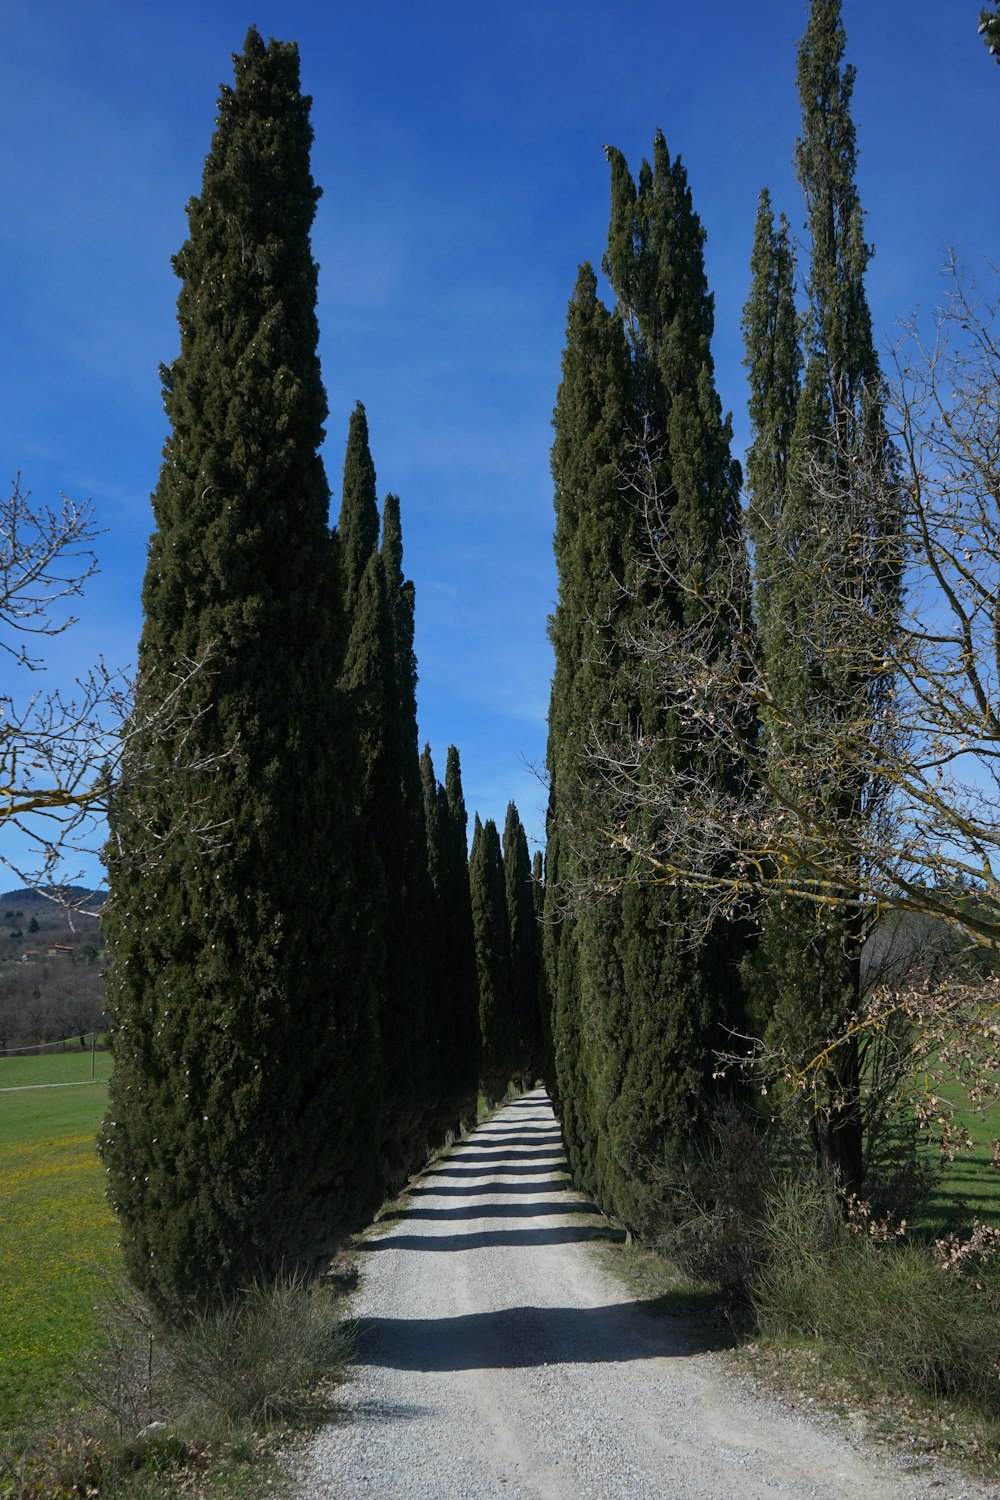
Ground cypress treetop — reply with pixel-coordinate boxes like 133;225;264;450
339;401;380;614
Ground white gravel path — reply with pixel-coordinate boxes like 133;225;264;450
287;1091;997;1500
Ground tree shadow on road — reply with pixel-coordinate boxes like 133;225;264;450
466;1129;562;1145
451;1147;565;1162
363;1224;626;1252
429;1162;567;1178
379;1200;600;1223
407;1179;568;1198
351;1295;725;1371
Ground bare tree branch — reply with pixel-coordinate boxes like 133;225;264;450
1;477;234;908
580;258;1000;951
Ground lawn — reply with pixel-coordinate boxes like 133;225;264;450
924;1094;1000;1230
0;1063;119;1435
0;1045;112;1091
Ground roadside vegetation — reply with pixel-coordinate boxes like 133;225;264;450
0;1072;117;1434
596;1094;1000;1477
0;1059;354;1499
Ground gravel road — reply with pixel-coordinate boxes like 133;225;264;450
288;1091;996;1500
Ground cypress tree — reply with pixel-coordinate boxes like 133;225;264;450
597;135;746;1226
337;417;433;1185
380;493;438;1163
422;744;480;1138
335;407;400;1181
532;848;553;1091
546;137;749;1227
470;817;516;1107
444;747;480;1128
743;1;899;1194
544;262;634;1195
420;744;449;1139
502;801;540;1089
101;29;380;1318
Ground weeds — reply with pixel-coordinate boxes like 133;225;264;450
643;1110;1000;1448
0;1271;353;1500
169;1274;353;1427
753;1177;1000;1415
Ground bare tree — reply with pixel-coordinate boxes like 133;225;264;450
588;258;1000;943
1;476;232;901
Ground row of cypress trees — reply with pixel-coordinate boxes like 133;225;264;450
100;3;894;1318
543;0;895;1224
99;29;527;1321
469;805;546;1107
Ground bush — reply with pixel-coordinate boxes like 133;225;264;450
652;1103;777;1293
753;1177;1000;1415
0;1274;353;1498
167;1273;353;1427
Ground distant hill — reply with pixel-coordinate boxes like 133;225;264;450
0;886;106;910
1;890;108;1049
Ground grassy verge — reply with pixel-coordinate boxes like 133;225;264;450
729;1336;1000;1479
589;1091;1000;1483
0;1076;117;1434
2;1271;352;1500
598;1214;1000;1480
0;1059;352;1499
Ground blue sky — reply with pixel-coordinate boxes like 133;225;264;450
2;2;997;887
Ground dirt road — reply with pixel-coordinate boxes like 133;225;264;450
289;1092;991;1499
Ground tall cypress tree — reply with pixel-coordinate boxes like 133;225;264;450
421;744;480;1138
101;29;379;1318
380;493;438;1163
743;1;899;1194
470;817;516;1107
502;801;541;1089
599;135;746;1226
338;418;433;1186
532;849;553;1091
546;136;750;1227
544;262;634;1195
444;747;480;1128
420;744;449;1139
336;404;399;1180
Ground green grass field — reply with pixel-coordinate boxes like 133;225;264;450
0;1054;119;1435
0;1045;112;1091
924;1095;1000;1229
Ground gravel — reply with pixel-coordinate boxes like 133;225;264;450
286;1091;998;1500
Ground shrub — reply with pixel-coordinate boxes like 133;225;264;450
753;1177;1000;1415
0;1273;353;1498
652;1103;777;1293
167;1273;353;1427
